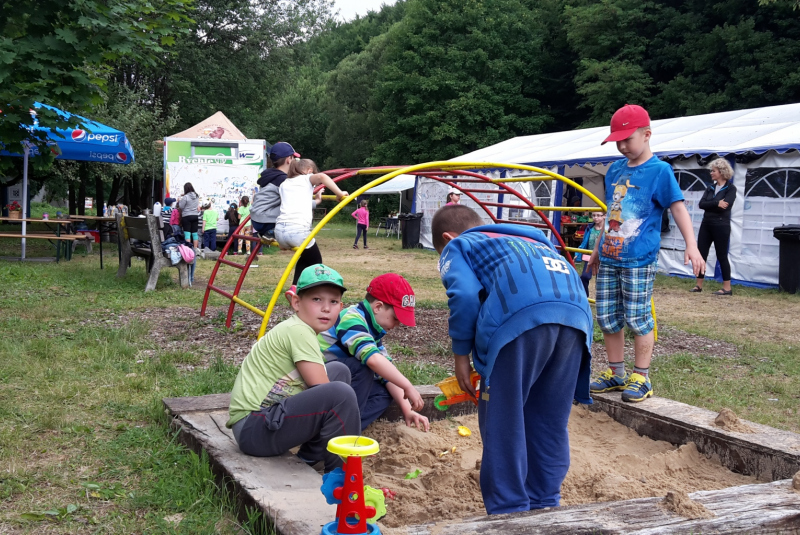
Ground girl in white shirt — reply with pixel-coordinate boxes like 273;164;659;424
275;159;348;294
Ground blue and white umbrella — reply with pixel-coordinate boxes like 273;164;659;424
1;102;135;258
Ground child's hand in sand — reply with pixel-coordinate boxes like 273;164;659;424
404;410;430;432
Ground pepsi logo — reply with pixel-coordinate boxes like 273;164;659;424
115;152;128;163
72;129;87;142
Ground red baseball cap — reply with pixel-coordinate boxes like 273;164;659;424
602;104;651;145
366;273;416;327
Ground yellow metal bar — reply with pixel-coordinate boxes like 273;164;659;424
232;295;266;317
320;195;338;201
566;247;593;255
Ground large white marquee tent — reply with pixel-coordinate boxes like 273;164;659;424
410;103;800;287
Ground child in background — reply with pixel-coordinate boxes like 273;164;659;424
275;159;348;294
351;200;370;249
225;203;240;255
319;273;429;432
226;264;360;473
202;199;219;252
431;204;594;515
587;104;704;403
578;211;605;296
238;196;251;255
169;197;182;237
162;198;175;229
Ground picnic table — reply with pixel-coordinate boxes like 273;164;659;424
0;217;88;261
69;215;118;269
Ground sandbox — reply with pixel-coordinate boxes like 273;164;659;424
163;389;800;534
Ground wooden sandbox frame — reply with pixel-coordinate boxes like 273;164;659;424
163;389;800;534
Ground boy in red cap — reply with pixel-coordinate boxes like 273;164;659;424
587;104;704;402
319;273;430;432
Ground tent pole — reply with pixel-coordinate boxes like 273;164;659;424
21;146;28;259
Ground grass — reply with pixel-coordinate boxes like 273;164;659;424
0;226;798;532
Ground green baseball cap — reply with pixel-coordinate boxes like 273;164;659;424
296;264;347;293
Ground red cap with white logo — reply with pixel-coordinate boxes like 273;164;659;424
366;273;416;327
602;104;651;145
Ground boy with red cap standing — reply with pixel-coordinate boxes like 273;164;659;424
587;104;704;402
319;273;430;432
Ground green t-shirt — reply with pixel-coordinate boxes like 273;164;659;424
202;208;218;231
227;315;325;427
238;205;250;219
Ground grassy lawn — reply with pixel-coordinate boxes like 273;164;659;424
0;222;798;532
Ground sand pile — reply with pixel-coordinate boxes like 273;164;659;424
366;405;758;529
660;490;714;519
712;408;755;433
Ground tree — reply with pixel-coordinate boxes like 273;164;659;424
0;0;193;169
370;0;552;164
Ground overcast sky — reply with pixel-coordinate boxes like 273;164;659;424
333;0;398;21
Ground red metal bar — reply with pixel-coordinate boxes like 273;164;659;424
494;219;548;228
232;233;260;242
202;216;244;317
218;258;245;270
227;216;263;327
459;188;507;194
481;201;537;210
208;285;234;299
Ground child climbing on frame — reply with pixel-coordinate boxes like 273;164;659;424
275;158;348;299
226;263;360;473
431;204;594;516
351;200;370;249
318;273;429;432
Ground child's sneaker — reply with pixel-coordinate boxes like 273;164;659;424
589;369;629;393
284;284;297;304
353;244;358;249
621;373;653;403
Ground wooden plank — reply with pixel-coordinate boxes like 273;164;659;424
591;393;800;481
0;233;84;240
402;480;800;534
170;410;336;535
164;385;478;422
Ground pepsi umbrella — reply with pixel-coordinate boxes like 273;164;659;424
0;102;135;258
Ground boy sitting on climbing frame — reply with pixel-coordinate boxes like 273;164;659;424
431;204;593;515
318;273;430;432
226;264;360;473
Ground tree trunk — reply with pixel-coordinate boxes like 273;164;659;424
95;172;104;217
108;176;121;207
68;180;76;215
77;165;87;216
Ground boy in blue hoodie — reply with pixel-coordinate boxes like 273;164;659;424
431;204;593;516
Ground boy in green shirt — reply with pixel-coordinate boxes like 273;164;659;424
227;264;360;473
201;199;219;252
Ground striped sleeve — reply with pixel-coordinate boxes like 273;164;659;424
338;309;382;365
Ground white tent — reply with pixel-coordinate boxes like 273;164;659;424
414;103;800;287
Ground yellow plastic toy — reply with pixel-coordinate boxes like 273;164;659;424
434;371;480;411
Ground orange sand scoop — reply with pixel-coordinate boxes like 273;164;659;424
434;372;480;411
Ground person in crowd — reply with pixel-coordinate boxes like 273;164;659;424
351;200;370;249
226;264;360;474
319;273;428;432
238;195;251;255
578;211;606;296
250;142;300;241
445;187;461;205
201;199;219;253
225;203;240;255
431;204;593;515
691;158;737;296
177;182;200;251
586;104;704;403
275;158;348;299
162;198;175;228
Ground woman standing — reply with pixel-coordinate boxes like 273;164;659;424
177;182;200;250
351;200;370;249
691;158;736;295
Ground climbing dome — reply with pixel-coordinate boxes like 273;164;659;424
202;161;622;340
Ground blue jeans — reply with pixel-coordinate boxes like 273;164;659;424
203;229;217;251
478;324;586;515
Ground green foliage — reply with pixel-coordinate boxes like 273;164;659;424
0;0;193;169
371;0;551;163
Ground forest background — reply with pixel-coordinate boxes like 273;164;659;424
3;0;800;216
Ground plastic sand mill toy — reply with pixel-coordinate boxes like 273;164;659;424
434;371;481;411
320;436;385;535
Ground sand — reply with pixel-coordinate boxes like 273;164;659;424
713;407;755;433
365;405;758;530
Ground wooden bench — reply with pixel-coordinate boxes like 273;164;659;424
0;232;91;261
115;214;189;292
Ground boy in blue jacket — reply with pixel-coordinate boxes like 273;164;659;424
431;205;594;515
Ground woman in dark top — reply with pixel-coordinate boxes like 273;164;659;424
691;158;736;295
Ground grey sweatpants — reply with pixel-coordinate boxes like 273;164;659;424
232;361;360;472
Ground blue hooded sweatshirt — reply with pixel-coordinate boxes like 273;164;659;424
438;224;593;403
